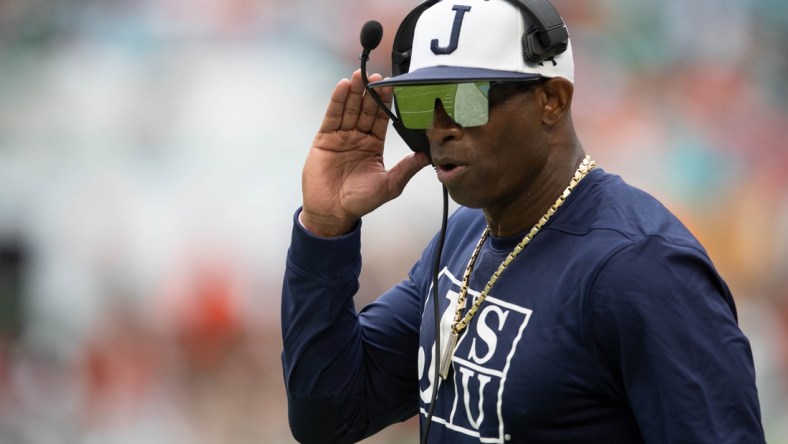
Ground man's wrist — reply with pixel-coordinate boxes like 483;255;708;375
299;209;358;238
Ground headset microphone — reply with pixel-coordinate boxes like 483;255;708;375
360;20;383;58
359;21;396;123
358;21;430;156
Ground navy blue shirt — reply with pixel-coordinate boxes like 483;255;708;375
281;169;764;443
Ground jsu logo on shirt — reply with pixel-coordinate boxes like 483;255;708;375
419;268;533;443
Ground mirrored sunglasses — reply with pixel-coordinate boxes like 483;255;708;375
393;82;491;130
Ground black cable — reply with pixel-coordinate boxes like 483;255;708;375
357;21;446;441
360;54;399;122
421;184;449;444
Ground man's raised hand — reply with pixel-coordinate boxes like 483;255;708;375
300;70;429;237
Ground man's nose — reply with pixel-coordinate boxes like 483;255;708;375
426;99;463;145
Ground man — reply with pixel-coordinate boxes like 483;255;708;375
281;0;765;442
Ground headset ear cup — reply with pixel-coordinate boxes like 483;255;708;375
391;0;439;76
516;0;568;63
390;27;411;76
522;27;544;63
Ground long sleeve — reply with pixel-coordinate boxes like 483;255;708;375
281;209;425;443
589;235;765;443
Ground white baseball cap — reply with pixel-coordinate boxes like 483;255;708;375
372;0;574;87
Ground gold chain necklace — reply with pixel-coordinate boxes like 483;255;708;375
439;155;596;380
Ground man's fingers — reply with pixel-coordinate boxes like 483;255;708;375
339;70;365;131
357;73;391;137
319;78;351;133
384;152;431;200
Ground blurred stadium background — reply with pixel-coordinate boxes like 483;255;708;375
0;0;786;442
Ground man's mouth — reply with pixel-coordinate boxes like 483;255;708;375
434;162;466;184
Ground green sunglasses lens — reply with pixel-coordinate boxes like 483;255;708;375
394;82;491;129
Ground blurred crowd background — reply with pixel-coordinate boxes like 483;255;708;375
0;0;786;443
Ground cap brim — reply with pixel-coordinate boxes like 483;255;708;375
370;66;543;87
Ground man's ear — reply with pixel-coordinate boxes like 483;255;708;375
540;77;573;126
